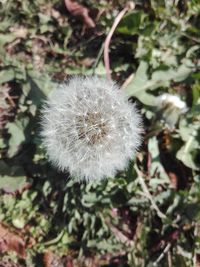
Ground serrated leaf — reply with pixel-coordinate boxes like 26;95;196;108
124;61;194;105
152;63;192;84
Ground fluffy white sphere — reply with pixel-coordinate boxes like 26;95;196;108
157;93;187;112
41;76;142;181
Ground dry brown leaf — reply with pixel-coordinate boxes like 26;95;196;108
65;257;73;267
9;26;28;39
80;57;95;67
43;251;62;267
0;223;26;258
64;0;95;28
0;259;22;267
168;171;178;189
196;254;200;267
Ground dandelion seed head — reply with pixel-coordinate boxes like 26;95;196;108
156;93;188;129
41;76;142;181
157;93;187;112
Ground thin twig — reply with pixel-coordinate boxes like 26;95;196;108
153;243;171;266
121;73;135;89
138;176;167;220
193;223;200;267
105;218;134;246
182;33;200;44
4;91;15;107
167;251;172;267
103;2;135;80
135;164;167;220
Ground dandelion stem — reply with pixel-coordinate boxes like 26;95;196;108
103;2;135;80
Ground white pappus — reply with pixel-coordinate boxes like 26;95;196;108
157;93;187;112
41;76;142;182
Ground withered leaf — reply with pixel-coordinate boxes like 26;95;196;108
0;259;22;267
43;251;63;267
64;0;95;28
0;223;26;258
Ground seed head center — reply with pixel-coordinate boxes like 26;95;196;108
76;112;108;145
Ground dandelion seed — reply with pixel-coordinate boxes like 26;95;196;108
41;76;142;182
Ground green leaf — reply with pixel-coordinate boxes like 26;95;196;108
124;61;194;105
176;141;200;170
0;69;15;84
148;136;170;182
27;70;55;105
179;118;199;142
12;217;26;229
7;121;25;157
0;34;16;47
151;63;193;84
0;161;27;193
38;13;51;24
124;61;157;106
44;230;64;246
117;11;144;35
81;193;98;207
178;116;200;170
192;83;200;107
0;176;26;193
